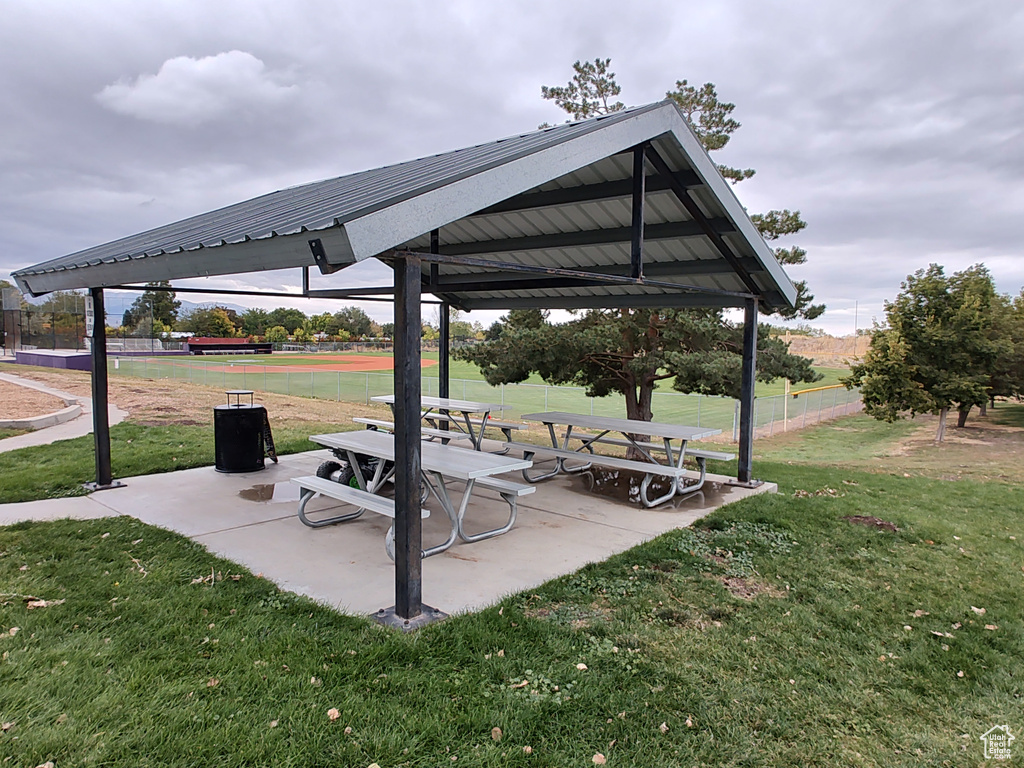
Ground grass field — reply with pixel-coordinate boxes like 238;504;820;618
110;352;857;433
1;406;1021;766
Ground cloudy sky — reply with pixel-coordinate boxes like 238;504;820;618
2;0;1022;334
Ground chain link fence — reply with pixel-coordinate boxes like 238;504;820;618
110;356;862;441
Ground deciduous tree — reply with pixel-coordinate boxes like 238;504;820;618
462;62;823;431
844;264;1000;441
458;309;819;426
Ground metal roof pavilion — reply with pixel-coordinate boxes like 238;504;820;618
12;99;797;629
13;100;795;312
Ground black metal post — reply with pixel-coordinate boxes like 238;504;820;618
737;298;758;485
431;230;450;400
630;144;646;280
375;254;445;630
84;288;122;491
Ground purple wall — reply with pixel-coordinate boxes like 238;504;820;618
15;350;91;370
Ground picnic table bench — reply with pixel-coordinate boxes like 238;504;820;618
294;430;534;559
507;411;733;507
371;395;510;450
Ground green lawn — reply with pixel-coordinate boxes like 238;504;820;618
0;421;354;504
1;408;1022;766
111;353;855;432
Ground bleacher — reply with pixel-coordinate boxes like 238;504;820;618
185;337;272;355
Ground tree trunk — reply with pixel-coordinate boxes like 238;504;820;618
956;405;971;428
624;378;654;460
936;407;948;442
979;400;987;417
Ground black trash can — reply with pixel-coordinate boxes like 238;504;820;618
214;390;266;473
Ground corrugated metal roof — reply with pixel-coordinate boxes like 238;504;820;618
12;100;797;310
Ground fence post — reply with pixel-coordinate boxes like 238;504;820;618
802;394;809;427
732;400;739;442
769;395;777;436
831;387;839;419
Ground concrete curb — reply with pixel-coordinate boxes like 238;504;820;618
0;372;85;431
0;402;82;430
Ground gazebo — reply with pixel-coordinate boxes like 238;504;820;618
13;99;798;628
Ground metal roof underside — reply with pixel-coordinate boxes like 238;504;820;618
12;100;797;310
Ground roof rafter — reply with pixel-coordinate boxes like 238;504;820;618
431;218;734;258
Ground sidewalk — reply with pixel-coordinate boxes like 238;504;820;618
0;448;774;615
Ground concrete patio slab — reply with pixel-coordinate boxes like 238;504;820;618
0;444;776;616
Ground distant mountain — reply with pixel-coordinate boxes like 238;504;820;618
176;299;251;316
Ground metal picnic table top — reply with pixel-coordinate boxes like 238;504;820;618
371;395;506;414
310;430;531;479
520;412;721;442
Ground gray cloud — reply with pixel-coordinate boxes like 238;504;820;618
95;51;298;126
2;0;1023;335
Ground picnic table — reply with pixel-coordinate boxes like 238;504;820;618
506;412;730;507
371;394;515;450
293;430;534;559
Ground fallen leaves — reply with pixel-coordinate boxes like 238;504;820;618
970;606;986;615
985;624;999;631
327;708;341;721
592;753;606;765
206;678;220;688
912;609;929;617
793;487;844;498
659;722;669;733
1;722;13;732
269;720;279;728
523;746;533;754
491;727;502;742
576;663;588;671
957;670;965;678
685;716;694;728
127;554;148;577
26;598;65;610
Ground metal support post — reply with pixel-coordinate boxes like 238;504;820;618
737;298;758;485
83;288;123;492
630;144;646;280
375;253;445;631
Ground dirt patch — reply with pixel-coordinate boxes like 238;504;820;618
718;575;786;600
843;515;898;533
0;379;68;421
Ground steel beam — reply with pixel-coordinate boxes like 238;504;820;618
433;230;450;401
459;292;748;311
394;254;423;620
83;288;123;492
394;249;753;301
644;146;764;298
737;298;758;485
630;144;646;280
374;253;446;630
430;219;733;258
432;258;763;286
470;170;700;217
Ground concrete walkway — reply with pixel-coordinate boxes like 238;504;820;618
0;445;775;616
0;371;128;452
